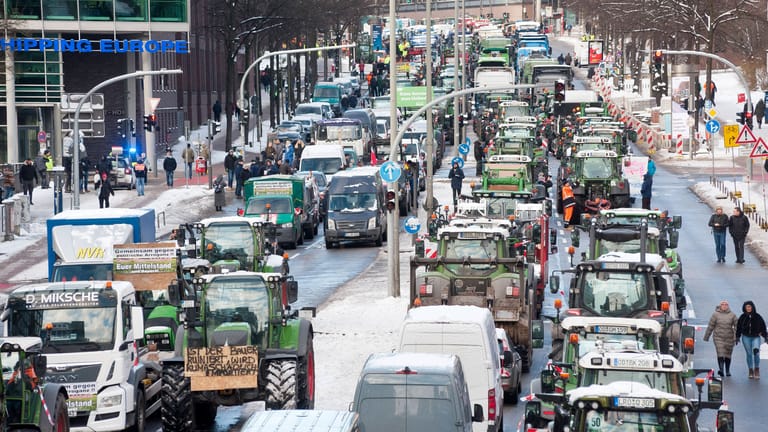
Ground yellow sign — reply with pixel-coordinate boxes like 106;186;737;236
723;124;740;148
707;108;718;118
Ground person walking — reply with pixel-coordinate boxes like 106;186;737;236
34;152;48;189
561;180;576;228
79;158;90;193
224;149;236;188
133;158;147;196
448;161;465;209
703;300;738;377
474;140;485;176
213;174;226;211
182;144;195;179
728;207;750;264
212;100;222;122
755;98;766;129
95;172;115;208
708;206;729;263
234;157;246;199
163;151;177;187
62;131;74;192
19;158;38;205
640;174;653;210
736;301;768;379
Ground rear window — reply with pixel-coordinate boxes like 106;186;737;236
295;105;321;116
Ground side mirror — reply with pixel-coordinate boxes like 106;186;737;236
668;230;679;249
531;320;544;348
549;275;560;294
708;378;723;402
33;354;47;378
167;280;181;307
503;351;513;365
716;409;734;432
570;229;580;248
285;279;299;304
131;305;145;340
540;369;556;393
672;215;683;230
471;403;484;423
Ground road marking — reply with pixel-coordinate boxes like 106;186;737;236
290;237;324;259
685;294;695;319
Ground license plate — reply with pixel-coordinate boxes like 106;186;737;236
345;232;360;237
595;325;628;334
612;358;654;369
615;397;655;408
495;310;519;321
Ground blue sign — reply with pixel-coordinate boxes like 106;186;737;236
0;37;188;53
380;161;401;183
458;143;470;155
704;99;713;110
465;137;471;147
372;25;383;51
451;156;464;169
403;216;421;234
706;119;721;134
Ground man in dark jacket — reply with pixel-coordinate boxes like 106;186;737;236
736;300;768;379
234;158;246;198
474;140;484;176
19;158;38;205
708;206;729;263
448;161;465;209
163;151;177;187
728;207;750;263
34;152;48;189
640;174;653;210
224;149;236;188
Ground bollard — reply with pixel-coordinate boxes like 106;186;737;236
3;199;13;241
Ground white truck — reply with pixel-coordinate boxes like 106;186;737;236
3;280;160;432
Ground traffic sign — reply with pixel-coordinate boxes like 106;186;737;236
735;125;757;145
403;216;421;234
37;130;47;144
705;99;713;110
707;108;718;118
465;137;471;147
749;137;768;158
723;124;740;148
380;161;401;183
458;143;470;155
451;156;464;169
705;119;720;134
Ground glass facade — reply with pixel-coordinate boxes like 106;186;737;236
6;0;186;22
0;49;63;104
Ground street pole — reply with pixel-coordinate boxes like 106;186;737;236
238;44;355;146
72;69;182;209
453;0;460;157
387;0;400;298
425;0;434;217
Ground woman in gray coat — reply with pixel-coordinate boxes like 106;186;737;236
703;300;738;376
213;174;226;211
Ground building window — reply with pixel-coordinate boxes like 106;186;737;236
7;0;41;19
44;0;78;19
79;0;113;20
151;0;185;22
116;0;147;21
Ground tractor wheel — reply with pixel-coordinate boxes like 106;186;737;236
52;392;69;432
193;401;218;427
304;225;314;240
297;336;316;409
265;360;298;410
130;390;146;432
161;363;193;432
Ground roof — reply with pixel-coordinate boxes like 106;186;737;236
199;216;265;227
438;225;509;238
405;305;494;324
48;207;153;221
242;410;358;432
11;280;135;297
596;252;668;268
560;316;662;334
601;208;665;217
568;381;688;405
362;352;461;374
200;270;282;283
318;118;362;126
579;351;684;372
331;166;380;178
575;149;618;158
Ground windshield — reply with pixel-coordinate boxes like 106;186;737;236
583;370;682;395
580;158;614;179
581;272;649;316
246;197;293;215
598;239;659;255
10;306;116;353
202;223;257;269
487;198;521;218
317;125;362;141
300;157;343;175
372;98;391;109
444;237;498;275
295;106;321;116
328;193;378;212
53;263;114;282
581;409;687;432
313;87;340;98
204;277;270;347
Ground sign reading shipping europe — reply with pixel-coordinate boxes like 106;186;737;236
0;37;189;53
186;346;259;391
113;242;178;291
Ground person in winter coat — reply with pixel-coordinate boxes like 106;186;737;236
95;172;115;208
736;300;768;379
755;98;766;129
708;206;729;263
703;300;738;376
163;151;177;187
728;207;750;263
224;149;236;188
265;140;277;161
19;158;38;205
249;159;262;178
234;158;245;198
212;100;222;122
133;158;147;196
640;174;653;210
182;144;196;179
474;140;485;176
34;152;48;189
448;161;465;208
213;175;226;211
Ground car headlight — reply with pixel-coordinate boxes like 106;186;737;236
282;223;293;228
98;394;122;409
327;219;336;230
367;217;377;230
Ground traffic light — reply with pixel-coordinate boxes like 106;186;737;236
737;112;745;125
143;114;156;132
554;80;566;102
116;119;124;138
653;50;663;71
208;119;222;139
745;111;753;130
386;190;397;212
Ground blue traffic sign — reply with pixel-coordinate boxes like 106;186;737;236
380;161;401;183
465;137;471;147
706;119;721;134
705;99;713;110
403;216;421;234
458;143;470;155
451;156;465;169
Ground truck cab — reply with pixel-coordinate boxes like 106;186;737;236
312;82;344;117
314;118;367;164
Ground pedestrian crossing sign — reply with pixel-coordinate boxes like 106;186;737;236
749;137;768;158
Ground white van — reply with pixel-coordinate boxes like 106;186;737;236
398;306;504;432
299;144;347;176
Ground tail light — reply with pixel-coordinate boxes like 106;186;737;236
125;168;131;174
500;368;510;378
505;286;519;297
487;389;496;422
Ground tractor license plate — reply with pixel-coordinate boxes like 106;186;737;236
345;232;360;237
495;310;519;321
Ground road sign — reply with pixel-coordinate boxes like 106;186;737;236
705;119;721;134
723;124;740;148
451;156;464;169
37;131;47;144
735;125;757;145
707;108;718;118
458;143;470;155
749;137;768;158
738;93;746;103
705;99;713;110
380;161;401;183
403;216;421;234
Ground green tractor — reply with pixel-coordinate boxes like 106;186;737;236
0;337;70;432
557;149;630;214
160;270;314;431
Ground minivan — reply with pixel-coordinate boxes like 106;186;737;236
312;82;345;116
399;306;504;432
352;352;484;432
299;145;347;176
243;410;359;432
324;167;387;248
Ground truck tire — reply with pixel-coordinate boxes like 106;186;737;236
161;363;193;432
130;390;146;432
325;240;335;249
265;360;298;410
297;337;315;409
52;392;69;432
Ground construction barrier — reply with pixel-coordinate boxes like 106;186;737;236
676;134;683;156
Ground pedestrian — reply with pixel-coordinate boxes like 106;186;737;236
703;300;738;377
265;140;277;161
249;159;262;178
537;173;553;198
34;152;48;189
95;172;114;208
163;151;177;187
646;158;656;176
19;158;38;205
640;173;653;210
283;141;295;168
266;159;279;175
278;159;292;175
133;158;147;196
79;158;90;193
557;53;565;64
234;157;246;198
294;139;306;167
564;53;572;66
561;179;576;227
728;207;750;264
62;131;74;192
44;150;53;183
474;140;484;176
213;174;226;211
97;154;111;178
182;144;196;179
708;206;729;263
224;149;236;188
736;300;768;379
212;100;222;122
708;81;717;106
755;98;765;129
448;161;464;208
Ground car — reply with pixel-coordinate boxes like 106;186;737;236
102;157;135;189
295;102;334;120
495;328;522;404
290;114;320;142
296;170;328;220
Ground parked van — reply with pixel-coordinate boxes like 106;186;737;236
299;145;347;176
243;410;359;432
352;352;484;432
399;306;504;432
324;167;387;249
